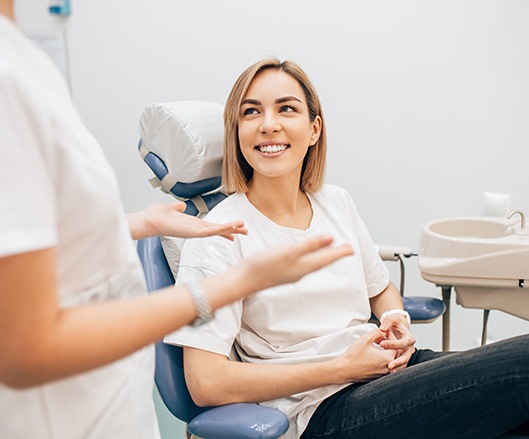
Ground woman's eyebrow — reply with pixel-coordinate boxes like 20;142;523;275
241;96;303;106
241;98;261;106
275;96;302;104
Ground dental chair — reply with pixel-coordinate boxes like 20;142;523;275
138;101;289;439
137;235;289;439
136;101;446;438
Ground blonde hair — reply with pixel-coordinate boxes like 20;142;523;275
222;58;326;194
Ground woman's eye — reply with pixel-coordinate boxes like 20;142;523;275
242;107;259;116
279;105;296;113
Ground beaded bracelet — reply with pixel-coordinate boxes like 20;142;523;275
185;279;214;326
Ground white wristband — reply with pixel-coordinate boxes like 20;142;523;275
380;309;411;326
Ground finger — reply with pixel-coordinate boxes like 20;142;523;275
389;365;407;373
295;234;354;261
380;337;415;350
363;328;388;345
298;243;353;273
388;350;412;370
173;202;187;213
388;356;411;372
217;226;248;240
207;221;248;233
230;226;248;235
202;223;248;238
293;235;335;256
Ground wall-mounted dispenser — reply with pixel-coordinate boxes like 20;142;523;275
49;0;71;16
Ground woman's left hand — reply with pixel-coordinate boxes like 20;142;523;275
127;202;248;240
378;316;416;373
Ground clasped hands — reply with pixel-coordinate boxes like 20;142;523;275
336;316;416;384
378;315;416;373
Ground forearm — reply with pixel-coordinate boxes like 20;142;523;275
185;351;342;407
369;282;404;320
1;252;250;388
185;327;400;406
1;235;349;388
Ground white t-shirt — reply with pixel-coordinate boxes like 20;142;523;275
0;16;159;439
165;185;389;438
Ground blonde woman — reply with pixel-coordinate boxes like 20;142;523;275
167;58;529;438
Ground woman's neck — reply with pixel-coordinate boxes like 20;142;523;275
247;176;313;230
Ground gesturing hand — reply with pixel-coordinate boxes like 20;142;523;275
245;235;354;291
130;202;248;240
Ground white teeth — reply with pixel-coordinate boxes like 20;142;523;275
258;144;287;153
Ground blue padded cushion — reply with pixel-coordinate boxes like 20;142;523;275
402;296;445;322
188;403;289;439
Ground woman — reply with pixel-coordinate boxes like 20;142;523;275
0;5;352;438
166;58;529;438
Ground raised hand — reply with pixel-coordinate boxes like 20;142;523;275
244;235;354;291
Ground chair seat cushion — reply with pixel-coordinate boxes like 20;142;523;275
402;296;445;322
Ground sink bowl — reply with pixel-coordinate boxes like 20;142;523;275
418;217;529;320
428;217;513;239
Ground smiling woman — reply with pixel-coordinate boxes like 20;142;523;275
163;58;529;439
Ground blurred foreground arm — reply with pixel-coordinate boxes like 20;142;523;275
0;235;351;388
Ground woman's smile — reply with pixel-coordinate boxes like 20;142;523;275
256;142;290;154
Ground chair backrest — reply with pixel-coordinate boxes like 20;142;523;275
137;101;228;423
137;236;211;423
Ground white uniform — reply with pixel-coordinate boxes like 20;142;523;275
0;16;159;439
165;185;389;438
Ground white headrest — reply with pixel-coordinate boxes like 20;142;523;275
139;101;224;183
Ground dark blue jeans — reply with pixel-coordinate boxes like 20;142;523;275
302;334;529;439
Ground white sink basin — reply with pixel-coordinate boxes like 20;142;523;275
418;217;529;320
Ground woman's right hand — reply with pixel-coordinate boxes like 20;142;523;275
333;329;398;384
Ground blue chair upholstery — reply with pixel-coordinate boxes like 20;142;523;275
402;296;445;323
137;236;289;439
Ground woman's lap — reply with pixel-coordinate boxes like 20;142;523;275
302;334;529;439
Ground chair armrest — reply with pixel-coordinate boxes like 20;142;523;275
188;403;289;439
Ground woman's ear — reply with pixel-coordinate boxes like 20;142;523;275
309;115;322;146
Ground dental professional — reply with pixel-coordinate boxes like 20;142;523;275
166;58;529;438
0;3;354;438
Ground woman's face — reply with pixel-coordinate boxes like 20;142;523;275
238;69;321;185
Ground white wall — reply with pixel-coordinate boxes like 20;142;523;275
16;0;529;351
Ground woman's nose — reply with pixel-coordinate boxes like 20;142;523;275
259;112;280;134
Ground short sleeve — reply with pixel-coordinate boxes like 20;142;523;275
338;187;390;297
163;235;245;357
0;69;57;257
